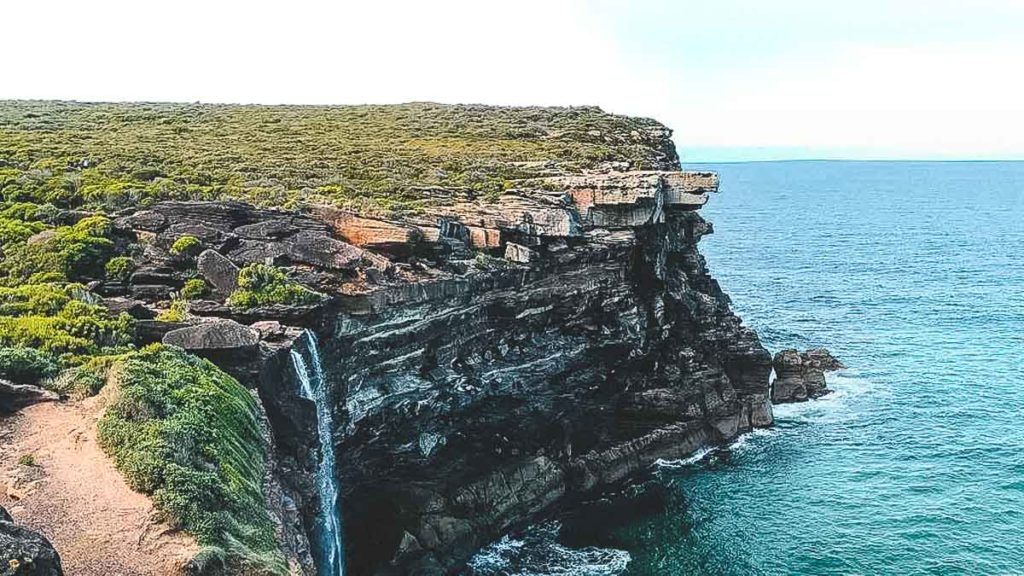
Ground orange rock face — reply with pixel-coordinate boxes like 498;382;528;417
311;206;422;250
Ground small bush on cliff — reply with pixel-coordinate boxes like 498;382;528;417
155;296;189;323
226;264;322;310
96;345;286;574
105;256;135;282
179;278;207;300
170;235;201;257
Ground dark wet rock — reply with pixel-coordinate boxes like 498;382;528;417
114;209;166;231
129;284;174;301
103;298;156;320
0;509;64;575
771;347;845;403
197;249;240;295
188;300;233;316
0;380;59;414
128;266;181;287
163;320;260;353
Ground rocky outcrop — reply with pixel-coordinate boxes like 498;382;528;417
0;380;59;414
104;163;774;575
0;506;64;575
163;320;261;354
771;348;845;403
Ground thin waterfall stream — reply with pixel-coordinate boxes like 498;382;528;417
291;329;345;575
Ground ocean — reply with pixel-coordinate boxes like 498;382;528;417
470;161;1024;575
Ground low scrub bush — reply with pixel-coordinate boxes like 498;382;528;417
0;346;59;384
227;264;322;310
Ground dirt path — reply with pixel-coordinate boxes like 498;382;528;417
0;398;198;576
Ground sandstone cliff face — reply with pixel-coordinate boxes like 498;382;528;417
107;167;772;575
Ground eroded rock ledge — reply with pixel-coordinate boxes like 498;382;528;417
101;168;770;575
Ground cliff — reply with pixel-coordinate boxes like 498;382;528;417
0;101;773;575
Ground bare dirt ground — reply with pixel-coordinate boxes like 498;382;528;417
0;398;198;576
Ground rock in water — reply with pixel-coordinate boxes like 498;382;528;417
0;380;59;414
771;348;845;403
0;506;64;575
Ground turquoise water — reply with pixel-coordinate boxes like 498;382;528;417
473;161;1024;575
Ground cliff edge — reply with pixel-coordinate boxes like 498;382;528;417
0;101;773;575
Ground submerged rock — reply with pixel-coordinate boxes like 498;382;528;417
0;506;64;575
771;347;845;403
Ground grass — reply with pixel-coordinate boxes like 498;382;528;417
1;100;680;215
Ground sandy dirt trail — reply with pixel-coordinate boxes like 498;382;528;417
0;398;197;576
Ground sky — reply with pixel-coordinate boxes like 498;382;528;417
4;0;1024;161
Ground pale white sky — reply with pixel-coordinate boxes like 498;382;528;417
5;0;1024;160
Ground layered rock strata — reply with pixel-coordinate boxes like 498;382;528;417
771;348;845;403
103;167;772;575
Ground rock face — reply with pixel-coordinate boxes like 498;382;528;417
0;506;64;575
107;169;774;574
241;170;773;575
771;347;845;403
0;380;59;414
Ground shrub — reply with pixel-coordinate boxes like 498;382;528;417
105;256;136;282
170;235;201;256
0;297;134;357
17;454;37;467
179;278;207;300
5;215;115;281
96;346;287;574
226;264;322;310
156;297;189;323
46;354;123;398
0;347;59;384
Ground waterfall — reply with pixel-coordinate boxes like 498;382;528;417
291;330;345;575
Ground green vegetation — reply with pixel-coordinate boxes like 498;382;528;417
0;346;59;384
227;264;322;310
1;101;677;214
155;296;190;323
180;278;208;300
17;454;37;467
170;234;201;256
105;256;135;281
0;282;133;361
96;345;286;574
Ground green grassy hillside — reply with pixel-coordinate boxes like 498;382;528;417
1;101;679;214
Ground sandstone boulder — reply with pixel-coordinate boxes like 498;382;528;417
163;320;260;353
282;231;363;270
0;506;64;575
197;249;240;295
0;380;59;414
